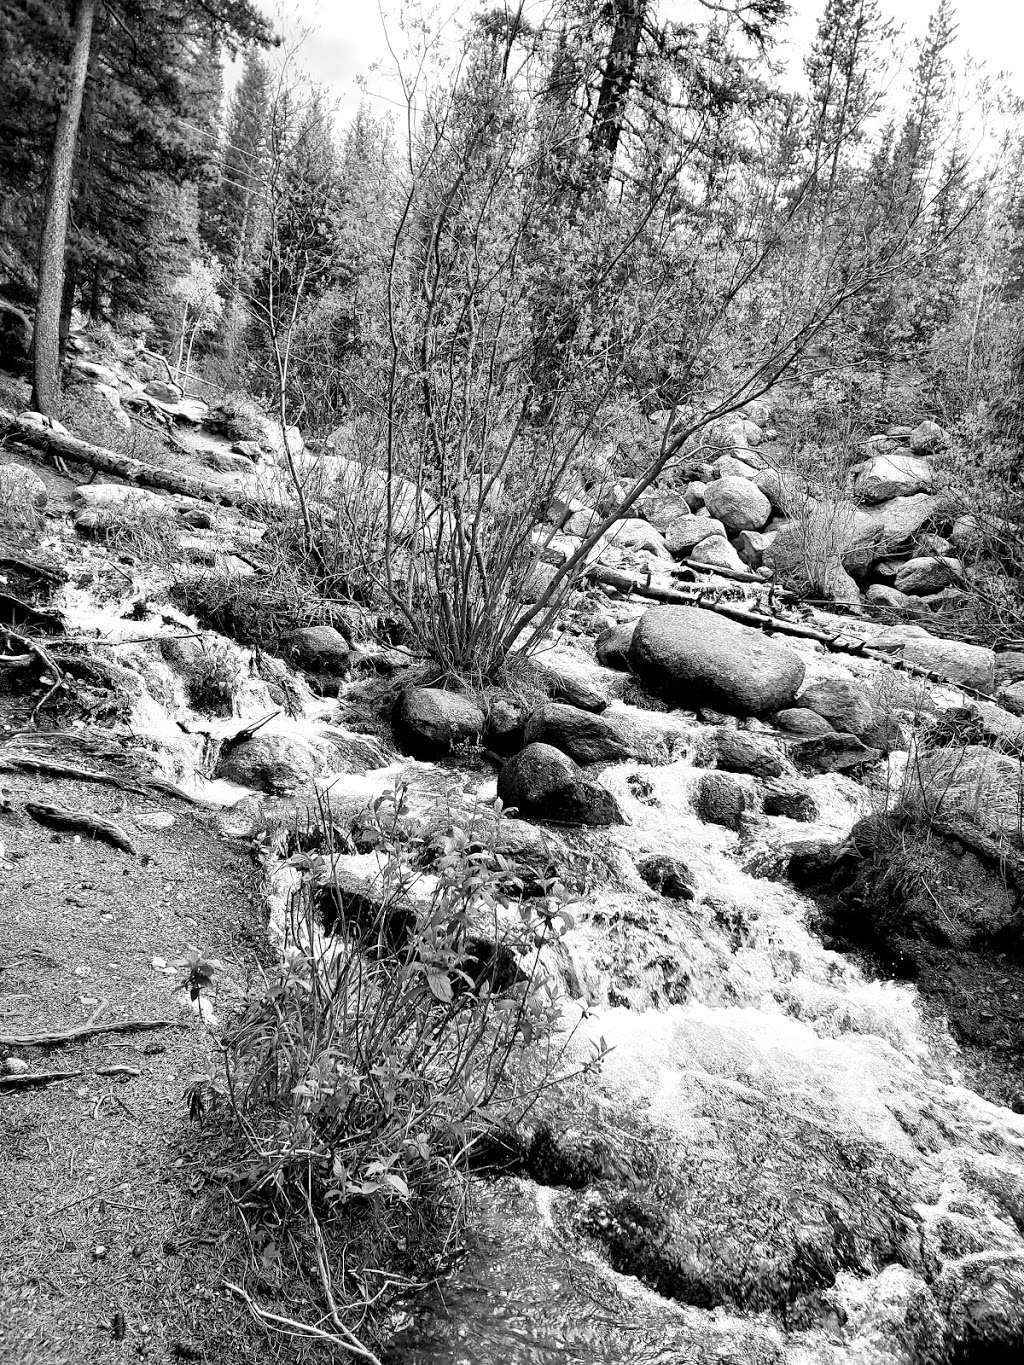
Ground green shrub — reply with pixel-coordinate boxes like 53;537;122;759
194;786;596;1337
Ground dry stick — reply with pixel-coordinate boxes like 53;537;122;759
0;1065;141;1091
25;802;138;854
0;1018;186;1048
223;1281;383;1364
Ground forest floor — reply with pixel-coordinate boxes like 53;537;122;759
0;740;282;1365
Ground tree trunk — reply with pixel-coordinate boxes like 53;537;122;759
590;0;646;172
32;0;96;414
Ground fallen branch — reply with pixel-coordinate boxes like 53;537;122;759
1;408;257;510
26;801;138;854
0;1017;185;1048
0;752;146;792
930;817;1024;895
0;1065;140;1090
223;1282;383;1364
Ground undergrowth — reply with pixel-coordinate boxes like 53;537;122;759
189;786;598;1353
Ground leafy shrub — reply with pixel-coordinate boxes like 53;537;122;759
184;640;246;715
195;787;596;1336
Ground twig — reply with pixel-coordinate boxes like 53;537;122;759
0;1017;186;1047
223;1282;383;1363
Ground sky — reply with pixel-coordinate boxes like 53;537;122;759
250;0;1024;126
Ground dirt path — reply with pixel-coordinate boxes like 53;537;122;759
0;757;273;1364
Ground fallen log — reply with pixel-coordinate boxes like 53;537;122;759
26;801;138;854
0;409;257;510
0;753;147;793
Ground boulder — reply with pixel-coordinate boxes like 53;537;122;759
797;677;875;739
519;560;560;604
683;480;707;510
629;605;805;716
71;358;121;387
664;514;725;557
693;772;745;830
893;556;963;596
283;625;350;673
859;493;950;556
484;697;527;754
636;853;696;901
763;781;818;822
232;440;264;462
712;455;762;480
547;491;588;528
704;476;771;532
950;514;980;553
216;732;331;794
715;728;785;778
733;529;774;569
393;687;484;758
866;583;917;611
497;742;624;826
786;733;881;774
687;534;746;573
852;453;934;504
523;702;636;766
609;518;670;557
535;656;610;712
0;462;47;510
143;379;184;403
75;483;169;516
908;419;947;454
998;682;1024;718
565;508;604;538
596;622;637;671
870;626;996;693
755;467;807;515
640;490;692;532
774;706;835;737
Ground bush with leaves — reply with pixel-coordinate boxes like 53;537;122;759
193;787;598;1340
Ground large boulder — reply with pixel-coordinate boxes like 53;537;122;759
393;687;484;758
664;514;725;557
852;453;934;504
893;556;963;596
497;743;624;826
608;517;670;557
870;626;996;693
216;732;331;794
629;605;805;716
523;702;636;766
859;493;951;557
283;625;350;673
640;490;693;532
704;476;771;532
693;772;746;829
636;853;697;900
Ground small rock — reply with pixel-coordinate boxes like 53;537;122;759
693;772;746;830
636;853;696;900
797;677;874;739
664;514;726;558
143;379;183;403
908;419;947;454
774;707;836;736
524;702;636;765
596;622;636;671
763;781;818;822
0;462;47;511
786;733;881;774
715;728;785;778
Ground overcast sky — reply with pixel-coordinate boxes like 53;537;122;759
253;0;1024;126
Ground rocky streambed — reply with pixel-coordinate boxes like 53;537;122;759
14;529;1021;1365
